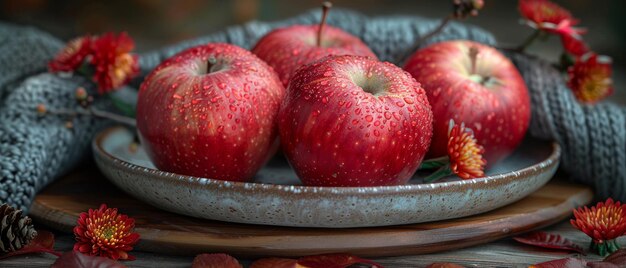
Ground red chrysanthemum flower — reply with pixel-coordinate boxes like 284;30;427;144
48;36;92;72
90;32;139;94
447;120;487;179
519;0;576;30
518;0;588;55
567;53;613;104
73;204;140;261
561;34;589;57
571;198;626;255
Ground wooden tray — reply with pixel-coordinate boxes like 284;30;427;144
30;165;592;258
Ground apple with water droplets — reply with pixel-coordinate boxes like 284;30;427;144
403;40;531;164
137;43;285;181
252;2;376;87
279;55;433;186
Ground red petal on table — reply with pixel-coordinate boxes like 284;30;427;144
297;253;384;268
250;257;299;268
0;230;62;259
50;250;127;268
529;250;626;268
426;263;465;268
529;258;587;268
602;249;626;266
513;231;585;254
191;253;243;268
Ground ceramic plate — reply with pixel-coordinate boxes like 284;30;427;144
93;127;560;228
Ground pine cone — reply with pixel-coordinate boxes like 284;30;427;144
0;203;37;253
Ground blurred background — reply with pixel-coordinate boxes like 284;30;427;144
1;0;624;103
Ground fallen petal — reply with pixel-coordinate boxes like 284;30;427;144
426;263;465;268
191;253;242;268
530;257;587;268
0;230;61;260
513;231;585;254
297;253;384;268
50;251;127;268
250;257;299;268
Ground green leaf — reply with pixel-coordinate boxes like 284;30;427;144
423;165;452;183
75;61;94;78
420;157;449;170
108;94;136;118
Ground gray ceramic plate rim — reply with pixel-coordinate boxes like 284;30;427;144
93;126;561;195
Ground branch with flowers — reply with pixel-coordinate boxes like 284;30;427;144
49;32;139;94
398;0;485;63
515;0;613;104
417;0;613;105
42;32;140;128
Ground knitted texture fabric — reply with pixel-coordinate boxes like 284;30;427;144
508;53;626;199
0;9;624;212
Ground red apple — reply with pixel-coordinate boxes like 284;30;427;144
136;43;285;181
279;55;433;186
403;40;531;164
252;3;376;87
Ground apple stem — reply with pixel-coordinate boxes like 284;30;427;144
317;1;332;47
469;46;479;74
43;106;137;127
480;76;491;85
207;56;217;73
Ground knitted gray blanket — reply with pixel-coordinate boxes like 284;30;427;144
1;9;624;212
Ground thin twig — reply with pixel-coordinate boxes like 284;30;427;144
397;15;453;64
515;30;541;53
49;107;136;127
419;16;453;46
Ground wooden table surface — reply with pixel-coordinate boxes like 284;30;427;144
0;167;610;267
1;219;618;267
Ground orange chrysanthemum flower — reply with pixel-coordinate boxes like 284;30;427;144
91;32;139;94
447;120;487;179
518;0;588;56
48;36;92;72
571;198;626;256
73;204;140;261
567;53;613;104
